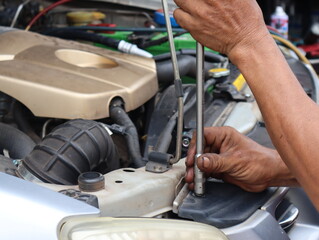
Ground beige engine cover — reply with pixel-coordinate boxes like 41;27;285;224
0;28;158;119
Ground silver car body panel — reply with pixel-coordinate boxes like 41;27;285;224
222;210;289;240
0;173;99;240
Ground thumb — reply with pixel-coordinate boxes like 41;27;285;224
196;153;228;174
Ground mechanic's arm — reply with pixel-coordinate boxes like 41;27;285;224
174;0;319;209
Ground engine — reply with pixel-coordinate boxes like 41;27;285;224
0;1;319;239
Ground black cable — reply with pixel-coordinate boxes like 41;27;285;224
46;26;186;33
109;98;145;168
44;28;120;49
139;31;187;49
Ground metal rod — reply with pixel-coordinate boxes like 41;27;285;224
174;97;184;162
11;0;31;28
194;42;205;196
161;0;181;81
161;0;183;164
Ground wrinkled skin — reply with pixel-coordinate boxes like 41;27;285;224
186;127;298;192
173;0;269;59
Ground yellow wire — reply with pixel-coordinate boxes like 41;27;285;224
271;34;311;65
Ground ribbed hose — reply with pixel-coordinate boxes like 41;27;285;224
109;99;145;168
0;122;35;159
22;119;120;185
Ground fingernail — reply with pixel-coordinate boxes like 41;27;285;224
201;157;210;169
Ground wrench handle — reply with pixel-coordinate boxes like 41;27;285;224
194;42;205;196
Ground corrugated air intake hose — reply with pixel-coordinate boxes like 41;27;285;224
21;119;120;185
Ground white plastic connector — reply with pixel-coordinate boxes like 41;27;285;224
118;40;153;58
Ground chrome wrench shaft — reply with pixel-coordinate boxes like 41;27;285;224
194;42;205;196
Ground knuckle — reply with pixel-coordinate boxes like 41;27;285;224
201;153;221;172
222;126;236;134
212;156;223;172
173;8;181;18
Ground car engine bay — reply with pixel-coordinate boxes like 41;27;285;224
0;1;319;239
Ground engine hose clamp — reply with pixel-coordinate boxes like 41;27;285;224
16;163;43;183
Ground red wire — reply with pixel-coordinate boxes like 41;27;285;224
266;25;281;35
26;0;73;30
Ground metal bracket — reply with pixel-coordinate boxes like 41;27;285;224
145;151;173;173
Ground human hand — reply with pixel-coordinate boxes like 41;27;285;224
186;127;298;192
173;0;270;60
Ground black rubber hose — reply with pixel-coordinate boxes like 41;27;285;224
180;49;227;63
0;122;35;159
22;119;120;185
44;29;120;49
109;98;145;168
139;31;187;49
154;49;227;63
13;102;41;144
156;55;217;86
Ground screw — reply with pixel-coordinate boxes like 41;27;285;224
182;137;190;148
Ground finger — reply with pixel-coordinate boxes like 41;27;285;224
174;0;193;14
186;155;195;168
204;127;239;153
186;128;222;167
186;133;197;167
196;153;230;174
173;8;196;30
186;129;207;166
187;182;194;191
204;127;227;152
186;148;195;167
185;166;194;183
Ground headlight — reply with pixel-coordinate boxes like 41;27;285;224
59;217;228;240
